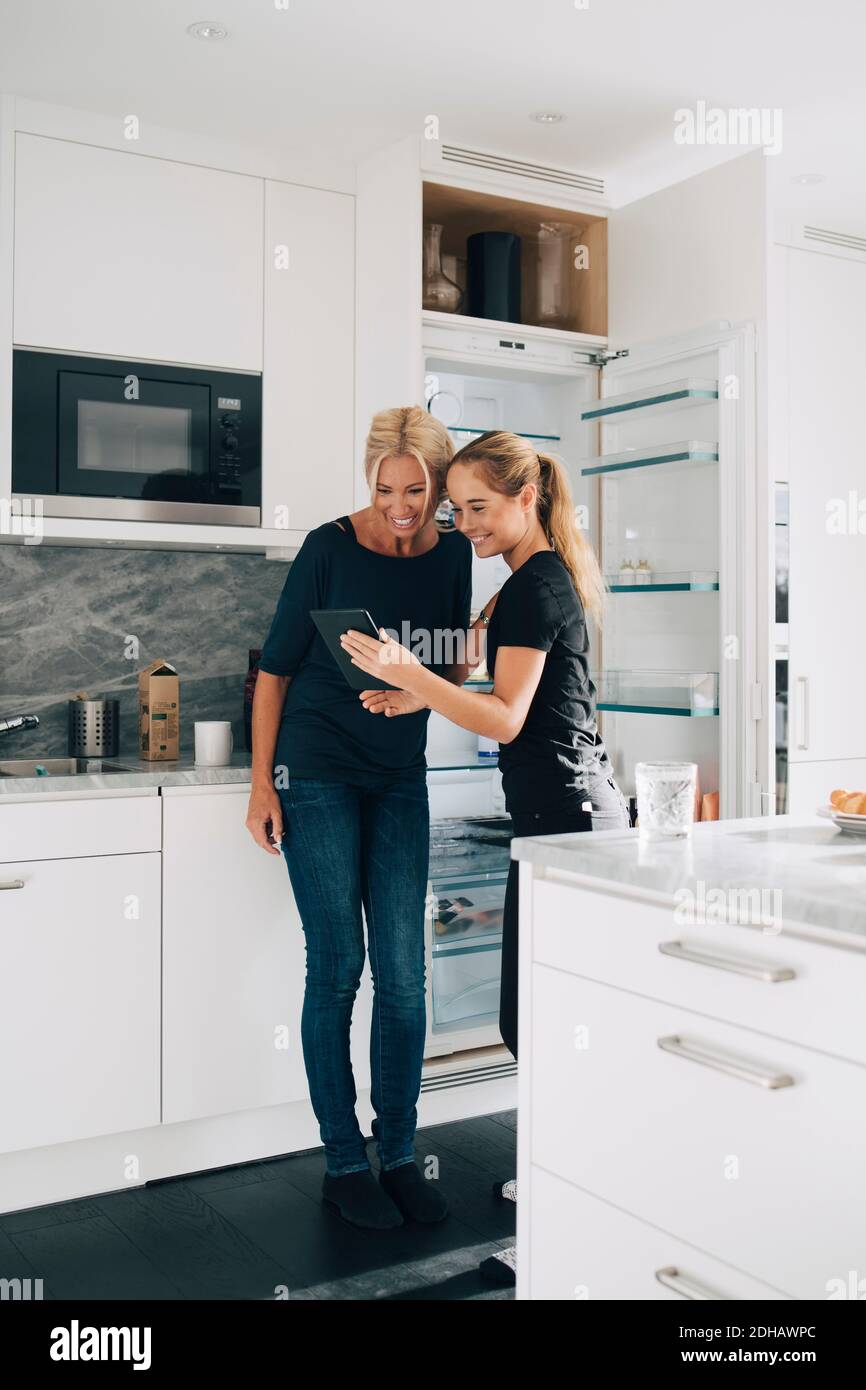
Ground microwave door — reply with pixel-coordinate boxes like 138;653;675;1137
57;371;210;504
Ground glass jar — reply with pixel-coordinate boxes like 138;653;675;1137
535;221;575;328
422;224;463;313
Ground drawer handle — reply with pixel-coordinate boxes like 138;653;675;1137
655;1266;733;1301
0;879;25;891
657;1034;795;1089
659;939;795;983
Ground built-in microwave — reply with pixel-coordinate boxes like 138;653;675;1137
12;349;262;526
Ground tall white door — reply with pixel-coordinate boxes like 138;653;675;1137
262;179;355;532
785;247;866;796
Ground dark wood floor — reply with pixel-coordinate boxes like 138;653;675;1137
0;1110;517;1300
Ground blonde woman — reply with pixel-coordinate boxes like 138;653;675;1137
246;406;474;1230
341;430;630;1282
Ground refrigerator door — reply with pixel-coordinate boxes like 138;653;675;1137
584;323;757;819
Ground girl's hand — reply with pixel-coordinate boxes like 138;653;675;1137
359;689;427;717
340;628;423;688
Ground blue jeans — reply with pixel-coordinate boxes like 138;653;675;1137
277;774;429;1176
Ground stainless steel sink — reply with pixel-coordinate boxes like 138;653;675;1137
0;757;136;778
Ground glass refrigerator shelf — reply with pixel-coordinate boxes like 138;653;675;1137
581;377;718;422
594;670;719;717
581;440;718;476
605;570;719;592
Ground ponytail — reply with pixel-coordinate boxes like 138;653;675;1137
536;452;605;624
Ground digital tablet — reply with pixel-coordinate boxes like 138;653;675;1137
310;609;400;692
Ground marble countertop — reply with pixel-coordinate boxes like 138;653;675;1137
0;752;256;797
0;751;500;799
512;815;866;939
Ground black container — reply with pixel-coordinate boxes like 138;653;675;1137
466;232;522;323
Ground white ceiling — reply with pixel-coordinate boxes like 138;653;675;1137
2;0;866;223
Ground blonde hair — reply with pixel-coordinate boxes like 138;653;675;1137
448;430;606;624
364;406;454;522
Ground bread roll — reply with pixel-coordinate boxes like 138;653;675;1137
841;792;866;815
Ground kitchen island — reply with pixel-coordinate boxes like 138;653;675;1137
512;815;866;1301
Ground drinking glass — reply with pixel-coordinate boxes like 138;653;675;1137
635;761;697;840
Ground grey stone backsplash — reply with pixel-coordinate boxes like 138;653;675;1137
0;545;288;757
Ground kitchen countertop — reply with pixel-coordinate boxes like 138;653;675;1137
0;751;500;798
0;752;257;796
512;814;866;942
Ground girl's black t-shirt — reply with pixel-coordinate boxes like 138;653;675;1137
485;549;603;812
258;517;472;786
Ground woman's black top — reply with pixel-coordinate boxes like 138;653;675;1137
258;517;472;786
485;549;605;813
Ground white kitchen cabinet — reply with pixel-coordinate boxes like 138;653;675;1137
262;179;355;533
526;1167;789;1301
13;132;264;370
161;785;373;1125
0;851;160;1154
530;963;866;1300
783;245;866;773
517;844;866;1301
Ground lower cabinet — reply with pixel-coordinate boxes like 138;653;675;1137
0;852;161;1154
161;786;374;1125
519;871;866;1301
524;1168;789;1301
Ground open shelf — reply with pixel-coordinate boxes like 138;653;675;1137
581;378;718;422
581;440;718;476
595;670;719;717
450;426;561;443
606;570;719;592
422;180;607;337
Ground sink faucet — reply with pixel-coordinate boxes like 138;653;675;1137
0;714;40;739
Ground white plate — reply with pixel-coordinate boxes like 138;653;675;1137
817;805;866;836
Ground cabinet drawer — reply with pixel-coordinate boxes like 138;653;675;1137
0;794;161;862
530;965;866;1299
524;1167;789;1301
532;875;866;1066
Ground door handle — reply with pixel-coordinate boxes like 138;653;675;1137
657;1034;795;1089
659;940;795;983
655;1266;733;1300
0;879;25;890
796;675;809;750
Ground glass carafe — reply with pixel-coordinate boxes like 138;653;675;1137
535;221;575;328
422;224;463;313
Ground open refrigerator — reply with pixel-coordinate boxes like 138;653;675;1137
423;311;757;820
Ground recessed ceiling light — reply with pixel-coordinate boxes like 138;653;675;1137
791;173;826;186
531;111;565;124
187;20;229;41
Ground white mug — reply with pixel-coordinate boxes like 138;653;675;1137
194;720;234;767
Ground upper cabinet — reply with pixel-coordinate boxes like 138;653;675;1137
13;133;264;371
421;181;607;339
262;179;355;531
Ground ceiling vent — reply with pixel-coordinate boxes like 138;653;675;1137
802;224;866;256
441;143;605;197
